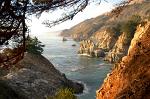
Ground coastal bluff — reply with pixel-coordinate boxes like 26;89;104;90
0;53;83;99
96;21;150;99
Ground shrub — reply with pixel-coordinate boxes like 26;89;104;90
112;23;122;37
26;37;45;55
46;88;77;99
120;15;141;45
121;15;141;35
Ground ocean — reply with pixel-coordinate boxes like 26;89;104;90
37;32;111;99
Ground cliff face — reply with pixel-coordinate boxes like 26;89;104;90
0;53;83;99
105;32;130;63
96;21;150;99
78;29;132;62
92;29;117;51
78;40;105;57
61;2;150;62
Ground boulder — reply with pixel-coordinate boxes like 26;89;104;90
62;37;67;41
72;44;76;46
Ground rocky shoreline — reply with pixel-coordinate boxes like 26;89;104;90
78;40;105;58
0;53;84;99
60;1;150;63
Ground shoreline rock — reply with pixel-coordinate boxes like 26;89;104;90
0;53;84;99
78;40;105;58
62;37;67;41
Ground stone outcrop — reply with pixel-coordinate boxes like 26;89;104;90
78;40;105;57
96;21;150;99
105;32;131;63
1;53;83;99
61;2;150;62
92;29;117;51
78;29;132;61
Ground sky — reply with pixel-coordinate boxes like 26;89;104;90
30;0;123;36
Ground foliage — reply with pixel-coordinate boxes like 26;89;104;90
26;37;45;55
46;88;76;99
121;15;141;34
119;15;141;45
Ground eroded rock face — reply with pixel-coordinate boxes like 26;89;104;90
105;32;130;63
92;29;117;51
78;40;105;57
78;29;132;62
96;21;150;99
1;53;83;99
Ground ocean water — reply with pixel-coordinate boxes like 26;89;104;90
38;33;111;99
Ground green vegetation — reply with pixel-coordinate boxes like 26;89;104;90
26;37;45;55
120;15;141;45
46;88;77;99
121;15;141;34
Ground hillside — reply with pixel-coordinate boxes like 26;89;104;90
61;15;110;41
0;53;83;99
61;2;150;40
61;1;150;62
96;20;150;99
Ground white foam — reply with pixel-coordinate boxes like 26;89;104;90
78;53;91;57
70;66;84;72
99;63;105;66
75;80;89;96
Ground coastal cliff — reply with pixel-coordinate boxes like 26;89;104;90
96;21;150;99
105;32;130;63
78;40;105;57
61;1;150;62
0;53;83;99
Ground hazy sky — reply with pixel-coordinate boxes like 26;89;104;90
30;0;123;35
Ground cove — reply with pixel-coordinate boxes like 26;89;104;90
38;33;111;99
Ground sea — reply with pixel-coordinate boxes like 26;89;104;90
36;32;111;99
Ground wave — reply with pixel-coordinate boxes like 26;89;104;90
43;54;68;58
78;53;91;57
70;66;85;72
99;63;105;66
74;80;89;96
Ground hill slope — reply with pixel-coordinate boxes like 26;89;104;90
0;53;83;99
96;21;150;99
61;1;150;62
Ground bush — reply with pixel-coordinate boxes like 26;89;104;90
121;15;141;34
46;88;77;99
120;15;141;45
26;37;45;55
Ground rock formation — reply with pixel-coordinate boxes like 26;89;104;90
105;32;131;63
78;40;105;57
92;28;117;51
96;21;150;99
0;53;83;99
61;1;150;62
